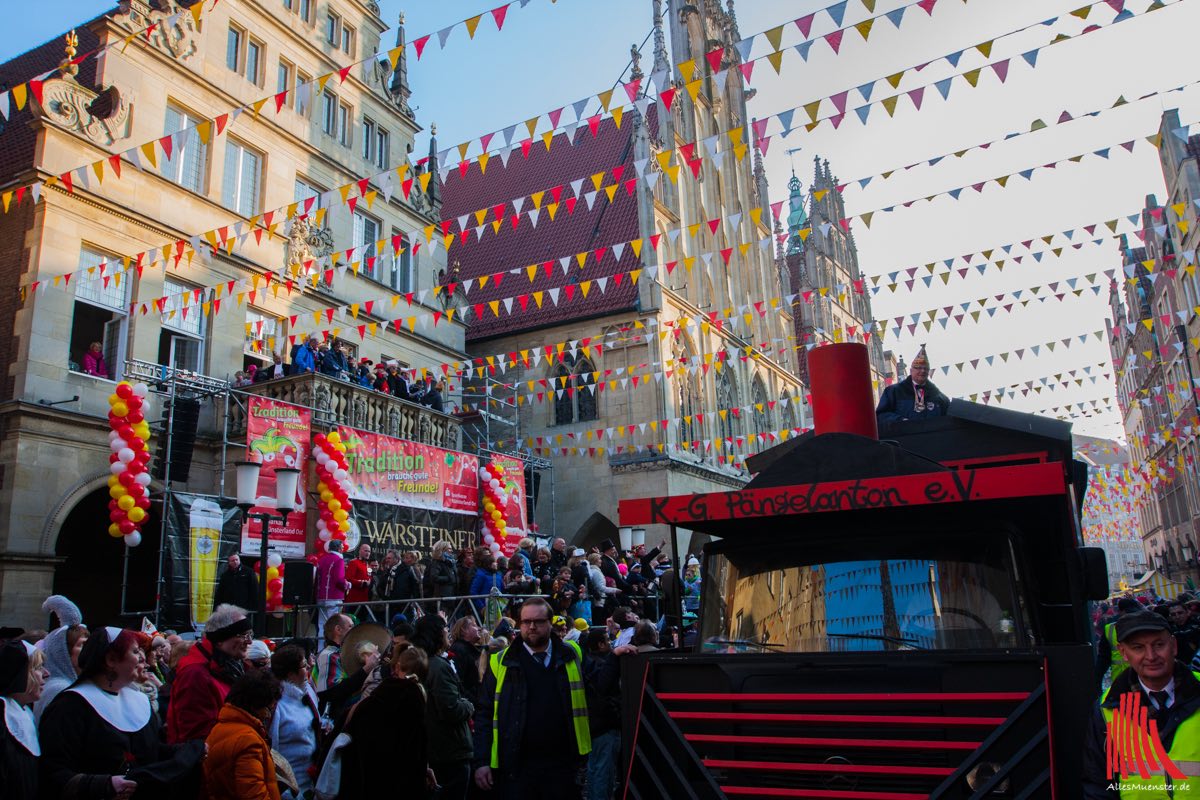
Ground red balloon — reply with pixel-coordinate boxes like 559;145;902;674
110;510;124;523
118;424;134;440
119;519;136;534
126;396;142;411
136;496;150;510
109;454;119;464
267;578;283;593
128;436;144;451
127;410;144;424
116;383;133;399
306;554;320;566
118;472;136;487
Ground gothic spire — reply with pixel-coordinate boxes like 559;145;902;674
388;12;411;111
651;0;670;77
427;122;440;207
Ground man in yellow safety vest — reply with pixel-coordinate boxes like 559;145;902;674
473;596;592;800
1084;609;1200;797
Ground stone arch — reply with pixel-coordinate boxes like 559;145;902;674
40;470;120;553
573;511;619;553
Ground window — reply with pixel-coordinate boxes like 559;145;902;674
282;0;292;8
163;104;207;193
245;39;263;85
716;368;739;441
337;101;351;147
222;139;261;217
325;13;340;45
160;279;206;373
362;118;376;161
296;70;312;117
391;230;412;292
299;0;312;22
322;90;337;136
353;211;380;276
375;127;389;170
295;177;323;211
576;358;598;422
70;246;129;382
277;60;294;108
341;24;355;56
226;25;243;72
245;308;279;358
553;363;573;426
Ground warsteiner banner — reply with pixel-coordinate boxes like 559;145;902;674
353;500;478;558
334;426;479;513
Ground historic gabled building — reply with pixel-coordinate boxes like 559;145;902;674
441;0;808;547
0;1;465;627
783;159;896;393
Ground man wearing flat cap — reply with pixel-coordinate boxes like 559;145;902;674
876;345;949;424
1083;610;1200;795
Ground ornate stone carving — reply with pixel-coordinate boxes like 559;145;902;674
418;413;432;444
114;1;200;62
39;78;132;146
286;217;335;268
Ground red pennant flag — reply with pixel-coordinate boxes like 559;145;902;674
917;0;938;14
991;59;1010;83
659;87;678;109
159;135;173;160
720;247;733;265
550;185;564;203
625;178;637;195
520;139;533;159
706;47;724;73
28;79;44;106
795;13;815;39
274;91;288;113
547;107;564;128
908;86;924;110
830;90;849;114
707;218;721;235
587;115;601;138
739;61;755;83
518;295;529;311
649;233;661;249
565;197;577;214
770;200;784;219
687;159;702;179
325;308;335;323
623;78;642;103
825;30;844;54
215;113;229;135
61;172;73;193
108;154;122;178
413;35;431;59
492;3;510;30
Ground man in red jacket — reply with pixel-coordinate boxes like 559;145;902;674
345;542;374;621
167;604;252;743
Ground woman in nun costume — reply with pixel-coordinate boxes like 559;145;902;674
38;626;205;800
1;634;46;797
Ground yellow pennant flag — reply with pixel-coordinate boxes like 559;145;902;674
611;107;624;129
886;71;905;89
195;120;213;145
387;47;403;69
546;202;559;221
855;19;874;41
604;185;618;202
141;142;158;169
11;83;26;111
527;265;538;282
678;59;696;82
478;153;491;174
766;50;785;75
764;25;785;51
418;172;432;193
92;160;104;184
882;96;900;117
976;40;993;58
804;100;821;123
598;89;615;111
531;191;545;209
525;117;539;138
464;14;483;38
963;69;982;87
685;79;703;101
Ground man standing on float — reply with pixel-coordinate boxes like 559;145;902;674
875;345;950;423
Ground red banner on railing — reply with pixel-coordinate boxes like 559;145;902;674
243;397;310;558
335;425;479;515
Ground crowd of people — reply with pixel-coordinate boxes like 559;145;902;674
230;336;449;413
0;533;690;799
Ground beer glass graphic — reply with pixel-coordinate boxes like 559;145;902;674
189;498;223;624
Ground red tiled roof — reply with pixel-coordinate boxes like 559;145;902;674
439;115;643;343
0;18;103;183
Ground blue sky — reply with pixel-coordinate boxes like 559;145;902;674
5;0;1200;442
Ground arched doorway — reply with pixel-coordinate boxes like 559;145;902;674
53;487;161;627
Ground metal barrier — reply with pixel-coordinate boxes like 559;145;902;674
282;593;548;639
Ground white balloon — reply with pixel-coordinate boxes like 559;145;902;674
108;430;120;442
318;529;332;541
483;534;495;545
334;468;348;482
132;382;149;398
267;552;283;568
124;532;142;547
479;467;490;479
135;472;151;487
110;461;127;475
118;448;136;464
489;478;501;491
112;438;127;451
316;519;327;531
489;543;501;554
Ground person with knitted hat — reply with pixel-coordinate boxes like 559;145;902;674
33;594;86;722
876;344;950;424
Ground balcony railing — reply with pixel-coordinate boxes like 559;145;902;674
227;372;461;450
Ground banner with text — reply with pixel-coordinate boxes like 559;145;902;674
353;500;479;559
244;397;310;558
334;426;479;513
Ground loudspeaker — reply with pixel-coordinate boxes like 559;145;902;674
152;397;201;483
281;558;316;606
525;467;541;522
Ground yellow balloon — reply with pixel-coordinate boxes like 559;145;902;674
108;524;123;538
111;401;129;417
327;499;341;513
266;567;280;582
491;510;502;521
334;509;348;523
327;431;341;444
127;507;145;523
109;485;126;499
320;491;333;503
339;521;350;533
107;475;120;488
117;495;135;511
317;482;328;493
108;394;120;406
134;424;151;438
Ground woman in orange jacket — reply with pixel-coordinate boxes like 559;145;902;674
204;669;284;800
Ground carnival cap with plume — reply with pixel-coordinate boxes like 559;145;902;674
34;594;85;719
911;345;929;369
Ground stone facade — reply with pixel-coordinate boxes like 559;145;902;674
0;0;465;627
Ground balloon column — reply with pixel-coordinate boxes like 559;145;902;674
106;381;152;547
313;431;353;552
255;551;287;613
479;461;509;557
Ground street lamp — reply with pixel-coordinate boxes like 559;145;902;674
235;461;300;635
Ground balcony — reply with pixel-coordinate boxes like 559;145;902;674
226;373;461;450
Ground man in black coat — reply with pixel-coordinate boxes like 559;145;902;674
876;345;949;424
212;553;259;611
473;598;591;800
1083;610;1200;796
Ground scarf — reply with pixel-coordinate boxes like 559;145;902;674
200;641;245;686
2;697;38;755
